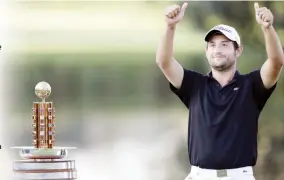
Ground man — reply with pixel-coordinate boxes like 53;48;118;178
156;2;283;180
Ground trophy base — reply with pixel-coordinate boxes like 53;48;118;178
13;159;77;179
11;146;77;159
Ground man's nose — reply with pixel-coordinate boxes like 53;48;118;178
213;49;222;54
213;46;223;53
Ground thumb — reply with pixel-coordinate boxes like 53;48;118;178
254;2;259;11
181;2;188;13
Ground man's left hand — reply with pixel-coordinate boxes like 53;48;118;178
254;2;273;28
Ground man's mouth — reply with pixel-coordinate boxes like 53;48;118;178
214;56;225;58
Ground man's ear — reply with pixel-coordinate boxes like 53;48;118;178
236;45;243;58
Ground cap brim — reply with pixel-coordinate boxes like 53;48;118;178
204;29;236;43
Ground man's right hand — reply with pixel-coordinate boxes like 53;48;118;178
164;2;188;27
156;2;188;90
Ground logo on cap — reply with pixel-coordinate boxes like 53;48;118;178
215;25;232;33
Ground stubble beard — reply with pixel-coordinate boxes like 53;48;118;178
210;58;235;72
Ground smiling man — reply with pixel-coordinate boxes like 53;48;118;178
156;2;284;180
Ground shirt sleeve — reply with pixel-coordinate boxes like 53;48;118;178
249;69;277;111
169;68;202;108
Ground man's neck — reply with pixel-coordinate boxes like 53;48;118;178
211;68;237;87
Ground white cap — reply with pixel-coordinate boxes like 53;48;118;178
204;24;241;46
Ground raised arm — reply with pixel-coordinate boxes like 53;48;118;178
254;2;284;89
156;3;188;89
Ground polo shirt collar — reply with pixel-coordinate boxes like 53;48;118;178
206;70;240;82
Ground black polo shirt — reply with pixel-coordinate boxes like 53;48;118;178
170;68;276;169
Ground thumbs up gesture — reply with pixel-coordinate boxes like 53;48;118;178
164;2;188;26
254;2;273;28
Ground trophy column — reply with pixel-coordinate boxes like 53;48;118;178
32;101;55;149
11;82;77;180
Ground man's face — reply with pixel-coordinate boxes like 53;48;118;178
205;34;242;72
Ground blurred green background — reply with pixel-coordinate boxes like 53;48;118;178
1;1;284;180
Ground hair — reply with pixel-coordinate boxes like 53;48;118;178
233;41;239;50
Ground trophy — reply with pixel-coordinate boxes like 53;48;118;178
11;81;77;180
